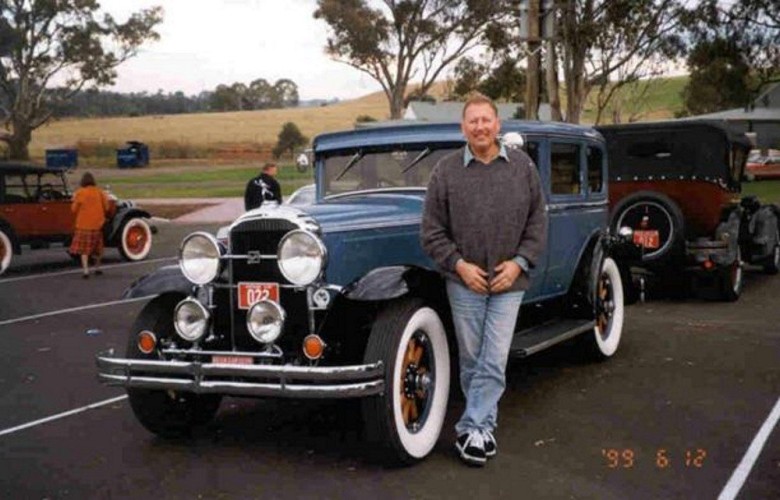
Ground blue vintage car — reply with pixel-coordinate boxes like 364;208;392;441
97;121;631;465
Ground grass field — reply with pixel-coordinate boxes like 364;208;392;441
96;163;314;199
28;77;689;164
742;179;780;204
24;76;696;199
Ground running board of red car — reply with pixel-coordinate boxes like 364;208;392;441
510;319;596;358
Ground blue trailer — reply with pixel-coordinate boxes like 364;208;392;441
117;141;150;168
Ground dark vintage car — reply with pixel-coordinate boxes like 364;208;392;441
597;120;780;301
0;163;155;274
96;121;633;465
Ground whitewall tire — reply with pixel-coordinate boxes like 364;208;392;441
362;298;450;464
119;218;152;261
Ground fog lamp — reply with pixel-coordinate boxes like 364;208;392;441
173;298;210;342
247;300;285;344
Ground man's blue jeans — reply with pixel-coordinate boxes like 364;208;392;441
446;279;524;435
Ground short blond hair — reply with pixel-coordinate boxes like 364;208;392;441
462;92;498;118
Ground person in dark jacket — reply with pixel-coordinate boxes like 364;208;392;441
420;93;547;467
244;162;282;210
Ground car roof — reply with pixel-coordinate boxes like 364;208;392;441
0;162;65;175
313;120;603;152
597;119;752;149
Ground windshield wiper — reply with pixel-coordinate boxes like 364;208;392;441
401;147;432;174
335;151;364;181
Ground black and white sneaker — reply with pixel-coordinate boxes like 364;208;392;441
455;431;487;466
482;429;497;458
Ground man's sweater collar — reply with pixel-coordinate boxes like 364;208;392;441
463;142;509;167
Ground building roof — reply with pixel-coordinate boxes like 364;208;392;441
404;100;553;122
680;107;780;122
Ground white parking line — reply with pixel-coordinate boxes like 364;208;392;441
718;395;780;500
0;395;128;438
0;256;175;284
0;295;156;326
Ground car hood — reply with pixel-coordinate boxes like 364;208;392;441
305;192;425;233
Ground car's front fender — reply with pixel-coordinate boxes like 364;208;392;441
342;265;443;302
122;264;192;299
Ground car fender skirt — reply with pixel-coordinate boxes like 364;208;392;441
122;265;191;299
343;266;441;301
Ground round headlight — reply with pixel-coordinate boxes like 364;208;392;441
174;298;210;342
179;232;221;285
277;230;326;286
246;300;285;344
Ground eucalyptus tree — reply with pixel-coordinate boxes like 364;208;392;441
0;0;163;159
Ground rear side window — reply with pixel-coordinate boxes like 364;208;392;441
551;143;581;195
3;174;34;203
587;146;604;193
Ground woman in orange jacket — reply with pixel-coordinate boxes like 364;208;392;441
70;172;110;278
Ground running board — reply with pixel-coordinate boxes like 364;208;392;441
510;319;596;358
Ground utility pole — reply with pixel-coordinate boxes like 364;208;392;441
524;0;541;120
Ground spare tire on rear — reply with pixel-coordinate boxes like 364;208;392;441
611;191;685;264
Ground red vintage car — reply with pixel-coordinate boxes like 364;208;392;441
0;163;155;274
598;121;780;302
746;149;780;180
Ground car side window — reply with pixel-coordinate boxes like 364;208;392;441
4;174;34;203
550;143;581;195
587;145;604;194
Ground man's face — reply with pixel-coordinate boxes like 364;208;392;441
461;102;500;152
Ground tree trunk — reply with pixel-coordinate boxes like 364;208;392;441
545;41;563;122
525;0;541;120
389;86;405;120
8;125;32;160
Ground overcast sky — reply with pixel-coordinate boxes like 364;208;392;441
99;0;385;100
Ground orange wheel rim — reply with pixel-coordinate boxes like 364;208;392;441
399;333;433;429
125;226;147;253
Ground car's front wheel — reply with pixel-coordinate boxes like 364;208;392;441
0;227;12;275
362;298;450;465
125;294;222;437
119;217;153;261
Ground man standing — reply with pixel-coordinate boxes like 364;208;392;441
421;93;547;466
244;162;282;210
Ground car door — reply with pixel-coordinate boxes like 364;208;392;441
519;138;549;302
35;172;74;240
542;139;605;295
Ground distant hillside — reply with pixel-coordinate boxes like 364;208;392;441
28;77;687;160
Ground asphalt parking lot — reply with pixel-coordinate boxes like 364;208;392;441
0;221;777;499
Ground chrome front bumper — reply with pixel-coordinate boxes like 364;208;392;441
96;350;384;399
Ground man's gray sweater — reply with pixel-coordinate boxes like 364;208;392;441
420;146;548;292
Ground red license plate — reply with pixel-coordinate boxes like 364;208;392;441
212;355;253;365
237;282;279;309
633;230;660;249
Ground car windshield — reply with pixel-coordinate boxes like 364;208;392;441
321;143;461;198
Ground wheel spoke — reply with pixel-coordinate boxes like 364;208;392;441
409;398;419;421
402;397;412;425
405;338;417;364
411;345;424;365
